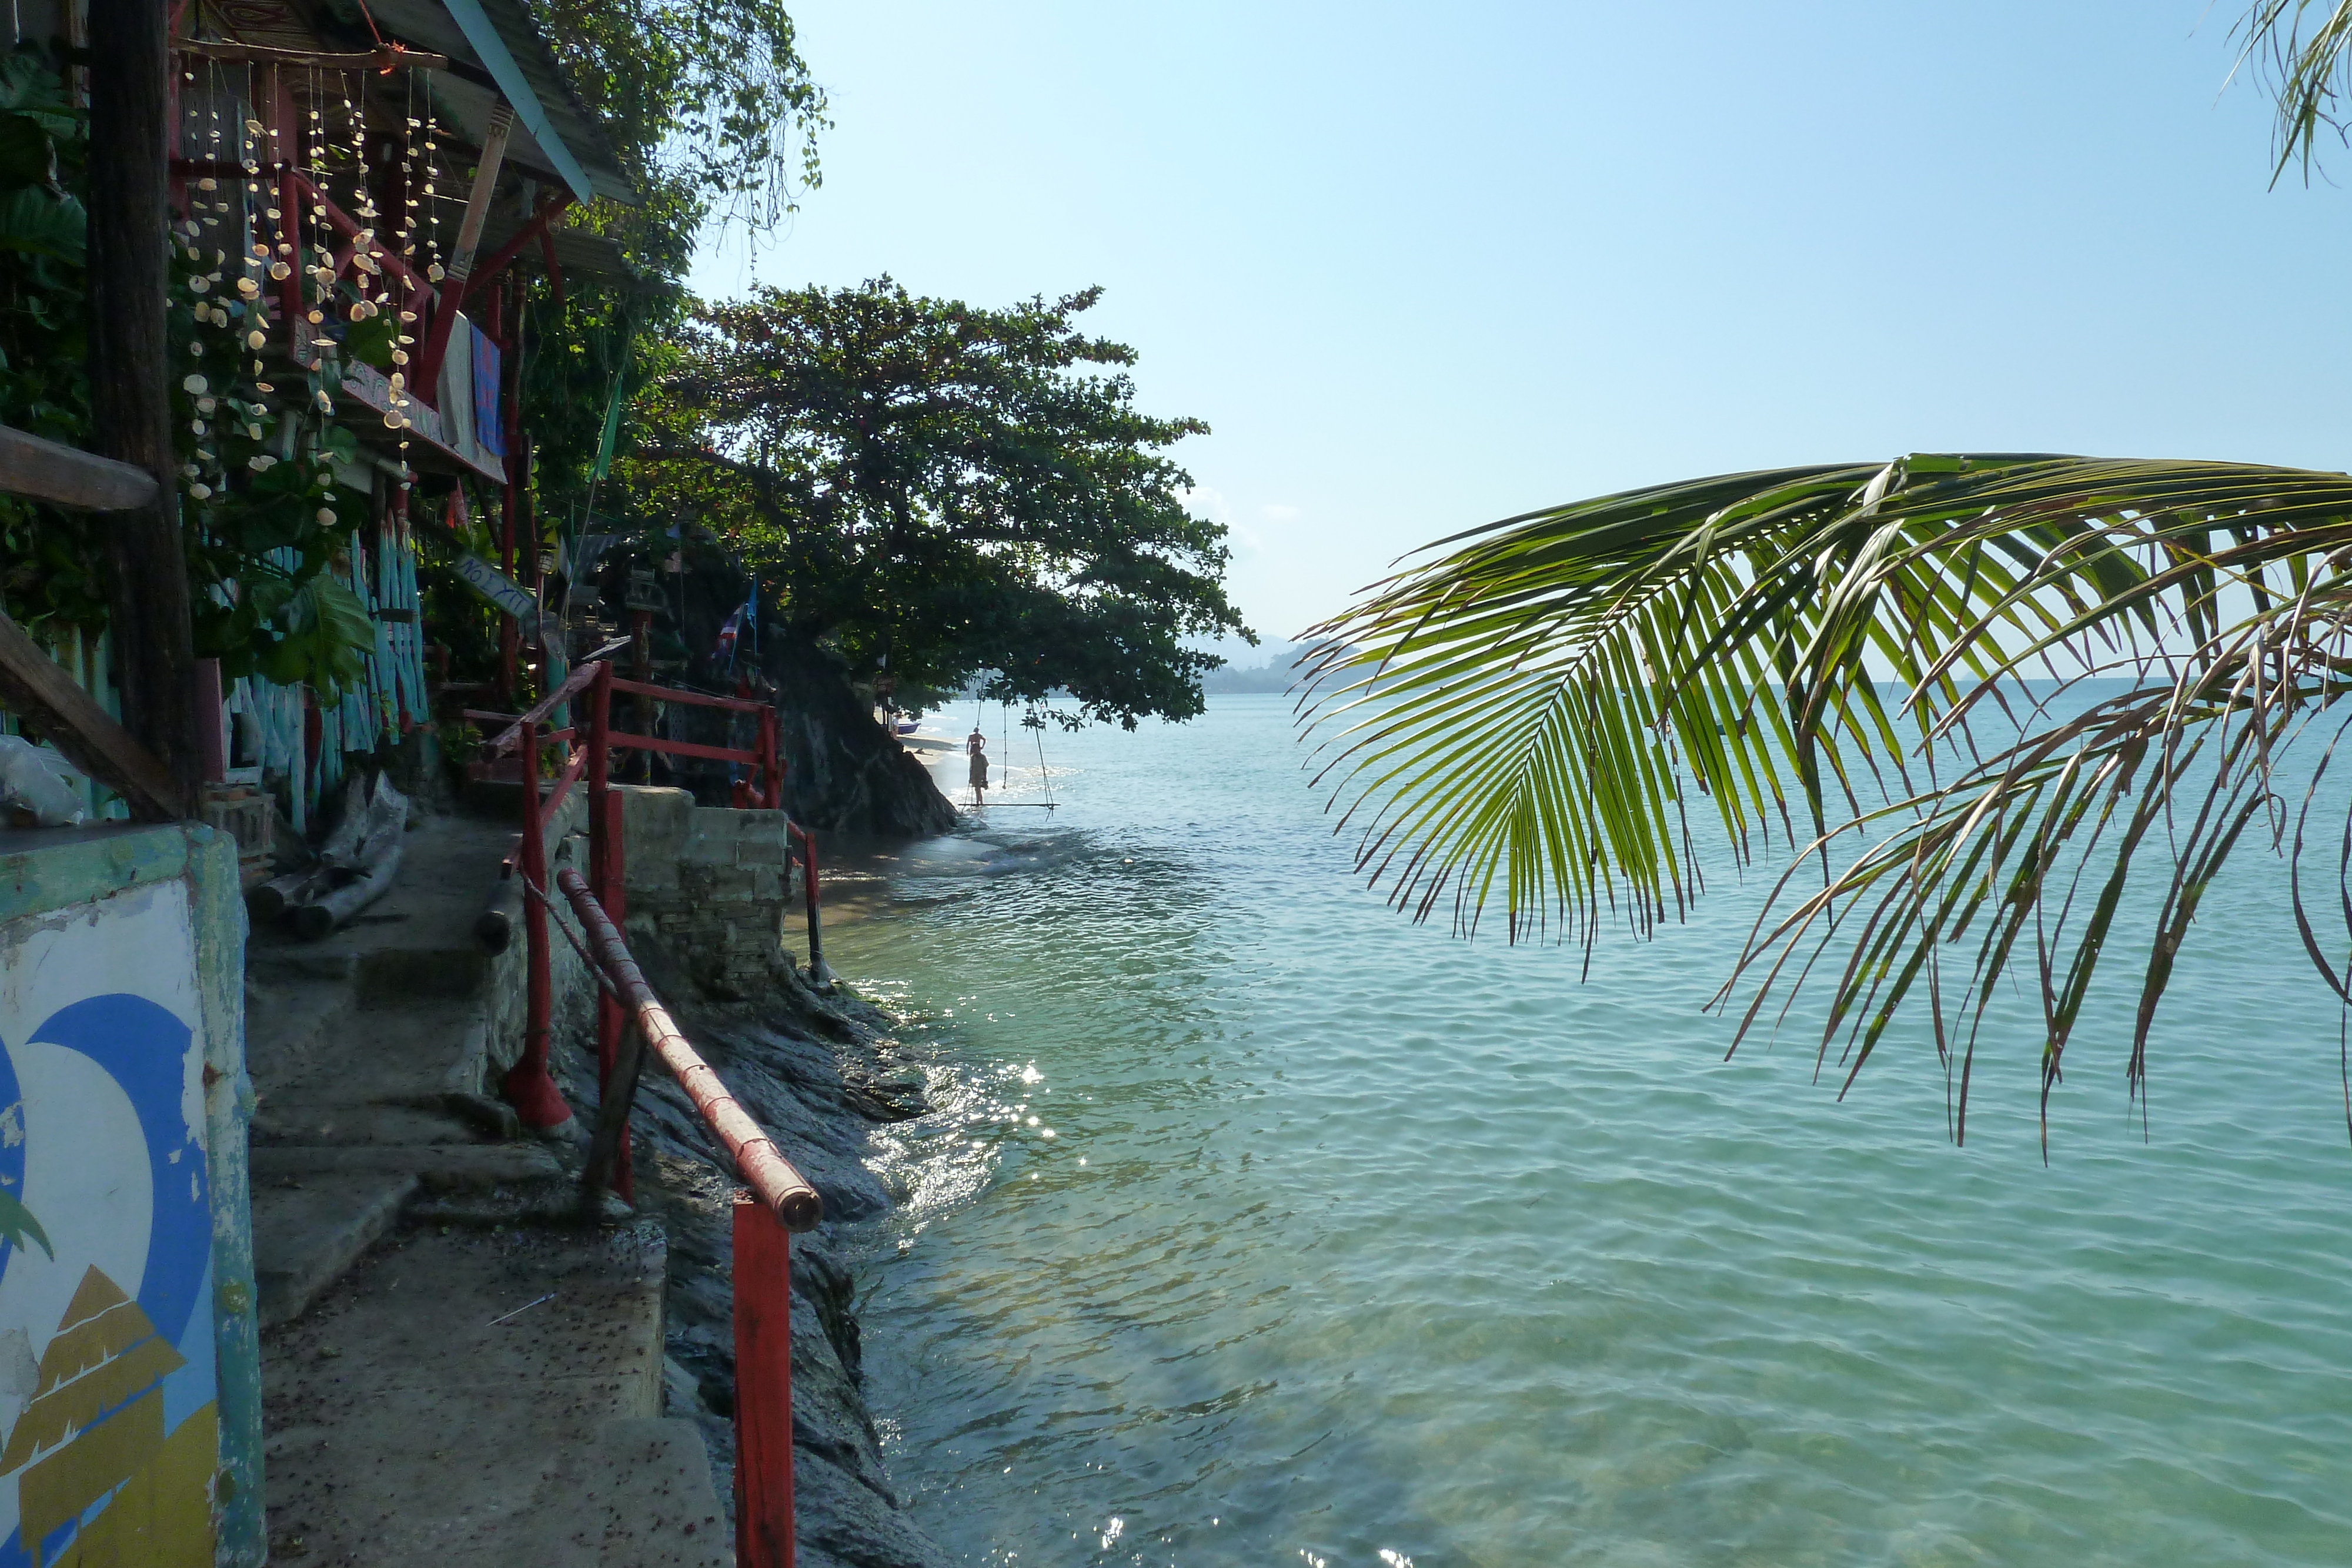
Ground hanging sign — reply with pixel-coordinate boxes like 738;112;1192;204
454;552;536;619
454;553;560;640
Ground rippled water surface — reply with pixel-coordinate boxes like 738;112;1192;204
826;696;2352;1567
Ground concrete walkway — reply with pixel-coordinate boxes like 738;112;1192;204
244;807;726;1566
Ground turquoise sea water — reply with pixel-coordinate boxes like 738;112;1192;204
828;695;2352;1567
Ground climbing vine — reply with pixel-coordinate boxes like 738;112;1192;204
0;44;374;694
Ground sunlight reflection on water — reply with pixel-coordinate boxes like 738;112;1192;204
831;696;2352;1568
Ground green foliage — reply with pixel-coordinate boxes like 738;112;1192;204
1302;455;2352;1142
0;45;101;640
530;0;827;236
631;278;1250;726
2238;2;2352;182
0;1188;51;1262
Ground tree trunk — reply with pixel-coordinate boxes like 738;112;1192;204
87;0;201;810
763;632;954;837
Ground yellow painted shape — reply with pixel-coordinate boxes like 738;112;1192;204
50;1400;216;1568
3;1269;185;1473
18;1388;161;1566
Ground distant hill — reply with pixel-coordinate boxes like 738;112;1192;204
1201;642;1316;695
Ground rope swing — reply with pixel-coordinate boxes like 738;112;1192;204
959;684;1057;810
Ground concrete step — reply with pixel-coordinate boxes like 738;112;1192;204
252;1170;417;1331
262;1220;717;1566
251;1146;572;1331
253;1141;564;1191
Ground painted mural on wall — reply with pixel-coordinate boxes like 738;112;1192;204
0;881;216;1567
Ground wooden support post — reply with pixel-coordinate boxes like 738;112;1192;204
800;829;824;982
733;1194;795;1568
87;0;199;807
585;663;633;1198
629;607;653;783
578;968;645;1204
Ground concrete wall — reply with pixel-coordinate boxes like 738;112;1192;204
476;794;595;1114
614;789;795;999
0;824;263;1567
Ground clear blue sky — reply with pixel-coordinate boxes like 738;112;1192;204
688;1;2352;648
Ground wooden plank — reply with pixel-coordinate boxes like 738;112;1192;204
733;1196;796;1568
0;425;159;511
88;0;200;805
0;609;188;821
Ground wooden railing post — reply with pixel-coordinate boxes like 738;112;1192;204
586;663;632;1198
798;828;824;982
501;716;572;1129
733;1194;794;1568
586;661;612;904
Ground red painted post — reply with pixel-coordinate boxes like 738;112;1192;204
733;1194;794;1568
757;707;779;808
502;717;572;1129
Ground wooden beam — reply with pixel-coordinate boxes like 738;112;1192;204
460;190;572;310
415;102;513;392
0;609;189;821
88;0;200;810
173;39;447;71
0;425;159;511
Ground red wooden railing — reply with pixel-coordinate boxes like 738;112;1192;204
469;658;823;1567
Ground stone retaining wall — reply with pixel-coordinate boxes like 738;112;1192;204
616;787;796;998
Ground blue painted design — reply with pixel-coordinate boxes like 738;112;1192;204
26;995;208;1352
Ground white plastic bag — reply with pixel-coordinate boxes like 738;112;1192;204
0;735;89;827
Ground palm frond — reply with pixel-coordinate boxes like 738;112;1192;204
1301;453;2352;1139
2236;1;2352;185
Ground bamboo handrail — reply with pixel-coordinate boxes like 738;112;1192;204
555;865;822;1231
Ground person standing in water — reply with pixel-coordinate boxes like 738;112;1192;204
967;727;988;805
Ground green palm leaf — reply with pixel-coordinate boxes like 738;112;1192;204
1301;453;2352;1141
0;1186;52;1261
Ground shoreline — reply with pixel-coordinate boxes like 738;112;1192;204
561;847;956;1568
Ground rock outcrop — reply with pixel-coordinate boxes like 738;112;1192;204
554;917;950;1568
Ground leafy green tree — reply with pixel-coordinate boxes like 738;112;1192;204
533;0;826;240
633;278;1251;728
